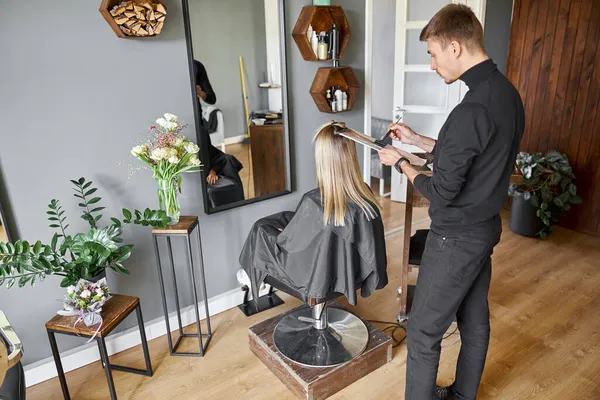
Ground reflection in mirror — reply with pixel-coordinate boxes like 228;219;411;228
0;199;9;243
185;0;291;214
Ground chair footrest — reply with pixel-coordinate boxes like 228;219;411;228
238;293;285;317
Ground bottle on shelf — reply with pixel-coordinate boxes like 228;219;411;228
342;91;348;111
307;24;313;42
318;32;329;60
331;98;337;113
326;89;332;106
330;23;339;60
335;88;343;112
311;31;319;57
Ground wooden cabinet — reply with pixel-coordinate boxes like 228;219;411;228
249;124;286;197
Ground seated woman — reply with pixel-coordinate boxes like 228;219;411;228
194;60;244;205
239;121;387;305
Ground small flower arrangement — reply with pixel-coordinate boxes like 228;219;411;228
131;113;202;224
66;279;111;313
60;278;111;329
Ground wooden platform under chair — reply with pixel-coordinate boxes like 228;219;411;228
248;302;392;400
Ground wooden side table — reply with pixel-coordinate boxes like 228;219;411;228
152;216;212;357
45;295;152;400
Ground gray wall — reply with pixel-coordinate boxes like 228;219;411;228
371;0;396;121
189;0;268;138
484;0;514;75
0;0;365;366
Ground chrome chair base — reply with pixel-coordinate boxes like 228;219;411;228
273;306;369;367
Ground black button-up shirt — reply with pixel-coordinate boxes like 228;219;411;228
413;59;525;233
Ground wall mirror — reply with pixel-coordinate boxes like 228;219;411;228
183;0;292;214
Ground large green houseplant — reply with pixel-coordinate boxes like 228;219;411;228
508;150;582;238
0;177;171;288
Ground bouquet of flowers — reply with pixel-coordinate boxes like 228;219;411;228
131;113;202;224
60;278;111;331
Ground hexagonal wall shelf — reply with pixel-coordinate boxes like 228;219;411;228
292;6;351;62
99;0;167;38
310;67;360;113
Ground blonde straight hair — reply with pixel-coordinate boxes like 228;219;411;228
313;121;381;226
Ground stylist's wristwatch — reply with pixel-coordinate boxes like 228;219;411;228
394;157;410;173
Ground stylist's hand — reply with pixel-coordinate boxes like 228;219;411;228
196;85;207;101
389;122;420;146
378;145;402;166
206;169;219;185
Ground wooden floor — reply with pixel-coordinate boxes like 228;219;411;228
0;225;7;242
27;194;600;399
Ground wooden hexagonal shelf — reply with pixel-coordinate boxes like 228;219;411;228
99;0;167;38
310;67;360;113
292;6;351;62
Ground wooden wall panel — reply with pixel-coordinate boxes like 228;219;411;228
507;0;600;237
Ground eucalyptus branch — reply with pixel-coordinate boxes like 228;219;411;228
71;177;105;229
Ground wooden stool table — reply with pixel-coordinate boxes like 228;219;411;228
45;294;152;400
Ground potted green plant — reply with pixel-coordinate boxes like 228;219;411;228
0;177;171;288
508;150;582;238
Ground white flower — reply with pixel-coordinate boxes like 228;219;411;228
185;142;199;154
80;290;91;299
156;118;178;131
189;155;201;166
164;113;178;122
173;137;184;147
131;145;148;157
166;147;178;157
150;147;169;161
168;156;180;164
67;286;75;295
95;287;103;296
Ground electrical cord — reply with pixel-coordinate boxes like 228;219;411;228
367;320;407;348
367;320;461;349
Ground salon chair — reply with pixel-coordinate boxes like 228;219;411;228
0;311;25;400
264;275;369;368
206;175;245;208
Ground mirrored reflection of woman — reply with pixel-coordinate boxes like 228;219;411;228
239;121;388;304
193;60;244;197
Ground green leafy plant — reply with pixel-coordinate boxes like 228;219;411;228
0;177;171;288
509;150;582;238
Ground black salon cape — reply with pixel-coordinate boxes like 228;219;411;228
239;188;388;305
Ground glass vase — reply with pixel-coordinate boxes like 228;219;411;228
156;177;180;225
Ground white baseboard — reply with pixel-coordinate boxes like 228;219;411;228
24;285;271;387
223;135;246;145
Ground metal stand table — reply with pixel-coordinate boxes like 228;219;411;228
152;216;212;356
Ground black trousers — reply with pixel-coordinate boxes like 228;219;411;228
405;216;502;400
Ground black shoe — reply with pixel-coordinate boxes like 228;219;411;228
435;385;455;400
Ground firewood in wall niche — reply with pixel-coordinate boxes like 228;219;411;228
109;1;167;37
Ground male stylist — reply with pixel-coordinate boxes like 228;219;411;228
379;4;524;400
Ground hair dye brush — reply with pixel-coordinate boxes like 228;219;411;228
331;121;426;166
